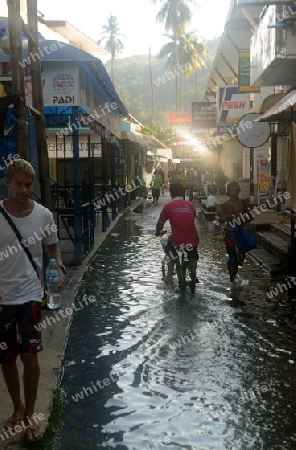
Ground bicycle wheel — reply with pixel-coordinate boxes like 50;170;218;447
162;256;168;280
181;261;196;295
175;259;186;293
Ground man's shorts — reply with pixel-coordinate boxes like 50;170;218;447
152;188;161;200
0;301;43;364
225;236;245;266
165;240;199;260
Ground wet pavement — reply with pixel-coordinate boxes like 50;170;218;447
55;193;296;449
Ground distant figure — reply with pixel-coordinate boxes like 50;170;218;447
157;166;165;195
206;192;217;212
169;169;178;184
151;168;163;205
177;169;187;199
81;171;92;204
187;168;196;202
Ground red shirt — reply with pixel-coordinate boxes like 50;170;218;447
158;197;199;247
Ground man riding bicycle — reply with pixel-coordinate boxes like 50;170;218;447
155;182;199;284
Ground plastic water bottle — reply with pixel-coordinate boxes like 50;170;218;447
45;258;61;310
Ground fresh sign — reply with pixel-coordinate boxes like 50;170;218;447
217;85;250;124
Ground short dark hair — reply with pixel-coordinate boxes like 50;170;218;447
226;181;241;196
169;183;184;198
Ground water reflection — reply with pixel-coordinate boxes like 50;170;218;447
57;209;296;449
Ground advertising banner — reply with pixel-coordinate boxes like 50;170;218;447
24;62;79;107
217;85;250;135
258;158;271;193
238;52;260;93
168;113;192;126
192;102;217;128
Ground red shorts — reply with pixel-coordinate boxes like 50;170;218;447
0;301;43;364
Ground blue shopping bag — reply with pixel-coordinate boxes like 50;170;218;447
227;224;257;252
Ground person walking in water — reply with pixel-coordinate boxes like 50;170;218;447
151;168;163;205
220;181;250;283
157;166;165;195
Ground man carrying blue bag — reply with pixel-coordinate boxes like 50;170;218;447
221;181;257;283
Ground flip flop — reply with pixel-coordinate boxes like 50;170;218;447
4;416;24;431
26;424;43;443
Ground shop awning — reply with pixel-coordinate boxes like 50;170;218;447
247;92;285;115
255;90;296;122
121;131;148;148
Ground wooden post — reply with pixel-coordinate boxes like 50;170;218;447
26;0;52;209
7;0;29;159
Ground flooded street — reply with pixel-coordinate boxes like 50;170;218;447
56;195;296;450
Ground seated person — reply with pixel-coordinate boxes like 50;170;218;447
206;192;217;212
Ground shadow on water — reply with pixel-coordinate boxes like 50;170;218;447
54;207;296;449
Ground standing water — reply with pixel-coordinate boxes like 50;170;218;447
55;196;296;449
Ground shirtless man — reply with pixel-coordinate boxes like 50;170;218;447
221;181;249;282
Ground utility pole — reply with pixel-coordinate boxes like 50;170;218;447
7;0;29;159
25;0;52;209
149;47;154;122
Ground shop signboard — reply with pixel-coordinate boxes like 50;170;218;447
24;62;79;107
168;113;192;126
217;85;250;135
238;52;260;93
192;102;216;128
258;158;271;193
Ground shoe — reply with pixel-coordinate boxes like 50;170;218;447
26;424;43;443
4;416;24;431
163;276;174;284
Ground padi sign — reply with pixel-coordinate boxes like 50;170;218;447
23;63;79;107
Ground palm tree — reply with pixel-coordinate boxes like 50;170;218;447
178;31;205;110
158;31;205;111
151;0;195;110
98;14;125;84
151;0;195;35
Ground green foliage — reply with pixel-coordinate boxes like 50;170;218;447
141;121;175;143
151;0;195;35
36;388;64;449
98;14;125;57
105;37;219;127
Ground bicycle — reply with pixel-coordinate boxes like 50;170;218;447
160;231;196;296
